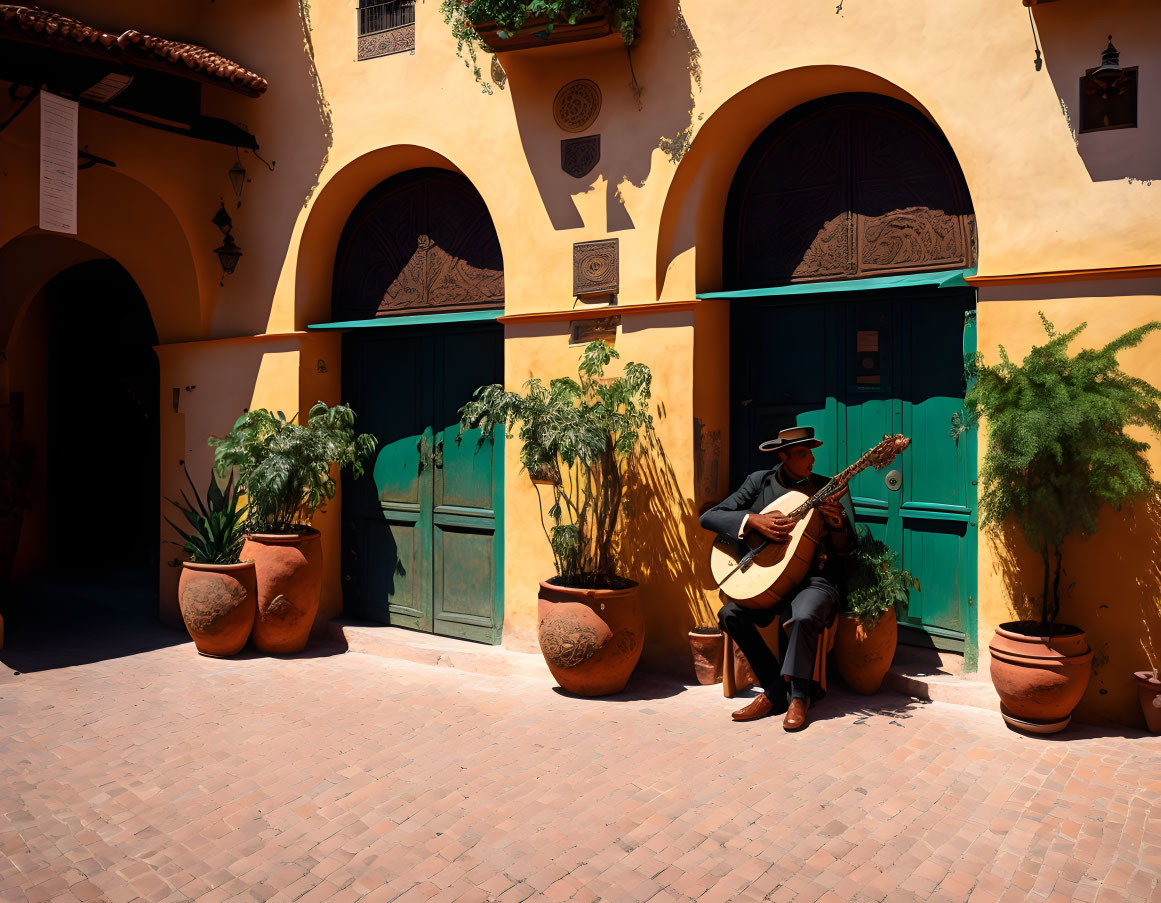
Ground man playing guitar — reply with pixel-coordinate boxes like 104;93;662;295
700;426;855;731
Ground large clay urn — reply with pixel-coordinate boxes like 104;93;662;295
177;560;257;656
989;621;1092;733
1134;672;1161;734
835;607;897;695
242;528;323;654
537;578;643;696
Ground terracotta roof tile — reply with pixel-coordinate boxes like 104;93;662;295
0;4;268;96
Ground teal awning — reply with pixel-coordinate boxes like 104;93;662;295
696;268;976;300
307;308;502;330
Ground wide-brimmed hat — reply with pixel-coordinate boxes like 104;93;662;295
758;426;824;453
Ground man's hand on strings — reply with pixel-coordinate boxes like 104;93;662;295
817;494;847;531
746;513;795;544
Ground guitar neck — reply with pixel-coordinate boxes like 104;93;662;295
784;455;874;520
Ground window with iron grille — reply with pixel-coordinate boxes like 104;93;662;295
357;0;415;60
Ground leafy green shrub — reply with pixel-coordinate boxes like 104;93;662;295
962;315;1161;630
843;527;914;629
440;0;639;89
209;402;378;535
166;467;247;564
458;340;653;587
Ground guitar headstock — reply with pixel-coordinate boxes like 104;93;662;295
865;434;911;470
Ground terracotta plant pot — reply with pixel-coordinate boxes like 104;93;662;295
537;578;643;696
177;560;257;657
1134;671;1161;734
688;627;724;685
242;528;323;654
989;621;1092;733
835;607;898;695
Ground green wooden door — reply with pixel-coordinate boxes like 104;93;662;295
341;323;504;643
730;290;977;655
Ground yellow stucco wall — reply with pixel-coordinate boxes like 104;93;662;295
976;284;1161;726
2;0;1160;723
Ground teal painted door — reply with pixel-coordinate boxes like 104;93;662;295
341;323;504;643
731;290;977;655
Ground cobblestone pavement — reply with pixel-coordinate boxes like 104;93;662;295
2;639;1160;903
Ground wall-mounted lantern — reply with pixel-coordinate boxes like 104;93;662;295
228;160;247;207
1080;36;1137;133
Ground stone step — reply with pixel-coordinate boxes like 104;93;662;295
883;644;1001;712
324;620;551;680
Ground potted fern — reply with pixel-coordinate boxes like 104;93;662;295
964;315;1161;732
458;340;653;695
209;402;377;654
167;467;254;657
835;528;914;694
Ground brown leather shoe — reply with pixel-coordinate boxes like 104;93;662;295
732;693;775;722
783;697;809;732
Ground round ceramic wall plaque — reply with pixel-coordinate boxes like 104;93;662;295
553;79;602;132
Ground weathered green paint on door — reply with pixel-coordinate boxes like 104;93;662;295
731;289;978;657
341;323;504;643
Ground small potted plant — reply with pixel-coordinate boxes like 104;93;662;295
210;402;377;654
166;466;254;657
835;528;914;695
459;340;653;696
1136;611;1161;734
440;0;638;88
964;314;1161;732
688;624;724;685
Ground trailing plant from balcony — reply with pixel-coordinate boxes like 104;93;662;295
961;314;1161;633
165;466;247;565
458;340;653;588
441;0;639;89
209;402;378;535
843;527;914;629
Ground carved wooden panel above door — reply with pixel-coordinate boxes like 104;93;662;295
333;168;504;319
725;95;977;289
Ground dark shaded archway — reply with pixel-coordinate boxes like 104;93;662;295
332;167;504;320
45;260;160;586
724;93;976;290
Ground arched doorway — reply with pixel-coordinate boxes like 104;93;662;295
7;259;160;625
725;94;978;657
334;168;505;644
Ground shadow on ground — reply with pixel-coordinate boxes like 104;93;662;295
0;570;186;674
0;571;348;674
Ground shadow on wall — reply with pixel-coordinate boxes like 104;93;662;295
204;0;334;336
1032;2;1161;182
991;494;1161;728
621;430;718;678
497;0;701;231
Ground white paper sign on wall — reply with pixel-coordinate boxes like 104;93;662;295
39;92;78;234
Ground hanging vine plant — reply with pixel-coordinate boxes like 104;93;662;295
441;1;639;89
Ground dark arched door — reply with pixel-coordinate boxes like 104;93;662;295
333;167;504;320
336;169;505;644
725;95;978;657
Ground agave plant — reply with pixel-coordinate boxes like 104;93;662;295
165;466;247;565
209;401;378;534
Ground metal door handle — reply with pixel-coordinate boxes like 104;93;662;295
433;437;444;469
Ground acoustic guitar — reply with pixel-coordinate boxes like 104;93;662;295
709;434;911;607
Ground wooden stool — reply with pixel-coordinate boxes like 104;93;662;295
722;614;837;698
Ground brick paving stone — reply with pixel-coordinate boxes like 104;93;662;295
1;644;1160;902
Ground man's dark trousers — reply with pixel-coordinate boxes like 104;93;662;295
718;576;838;694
